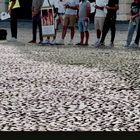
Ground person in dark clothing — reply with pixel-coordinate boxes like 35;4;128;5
96;0;119;48
8;0;20;41
28;0;44;44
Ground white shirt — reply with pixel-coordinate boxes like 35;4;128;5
65;0;79;15
42;0;59;8
58;1;66;14
95;0;108;17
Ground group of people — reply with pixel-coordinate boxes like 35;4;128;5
7;0;140;48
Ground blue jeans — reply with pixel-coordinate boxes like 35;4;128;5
126;16;140;45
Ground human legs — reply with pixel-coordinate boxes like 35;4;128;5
125;21;136;46
110;17;116;44
134;21;140;45
10;8;18;38
100;17;110;44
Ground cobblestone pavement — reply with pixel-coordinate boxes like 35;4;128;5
0;21;140;131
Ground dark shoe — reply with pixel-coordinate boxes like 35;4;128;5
76;42;83;45
84;43;88;46
38;41;43;44
28;40;36;43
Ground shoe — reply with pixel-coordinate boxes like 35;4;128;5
38;41;43;45
57;39;64;45
84;42;88;46
76;42;83;45
68;39;74;45
94;40;100;46
28;40;36;43
130;43;139;48
41;39;51;44
124;43;130;48
8;37;17;42
95;42;105;48
107;43;114;48
51;39;56;45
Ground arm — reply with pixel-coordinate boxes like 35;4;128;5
95;5;104;11
8;0;16;13
131;12;140;21
106;4;119;11
65;4;79;10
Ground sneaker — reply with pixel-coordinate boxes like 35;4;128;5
95;42;105;48
8;37;17;42
28;40;36;43
124;43;130;48
41;39;51;44
38;40;43;45
57;39;64;45
68;39;74;45
130;43;139;48
51;39;56;45
76;42;83;45
107;43;114;48
94;40;100;46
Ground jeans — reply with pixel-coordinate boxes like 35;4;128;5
126;16;140;45
134;20;140;45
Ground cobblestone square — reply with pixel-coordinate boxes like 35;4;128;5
0;21;140;131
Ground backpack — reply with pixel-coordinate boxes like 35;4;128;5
0;29;7;40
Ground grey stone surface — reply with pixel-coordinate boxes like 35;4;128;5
0;21;140;131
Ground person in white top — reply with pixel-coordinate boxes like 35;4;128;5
58;0;79;45
42;0;59;44
56;0;66;30
94;0;108;45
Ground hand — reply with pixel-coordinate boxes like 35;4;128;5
84;17;89;21
32;11;37;17
105;6;110;9
131;16;135;21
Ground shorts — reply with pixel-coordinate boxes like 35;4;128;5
94;17;105;31
78;19;89;32
63;14;77;27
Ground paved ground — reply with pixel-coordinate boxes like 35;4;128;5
0;21;140;131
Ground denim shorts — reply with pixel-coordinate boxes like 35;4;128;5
78;19;89;32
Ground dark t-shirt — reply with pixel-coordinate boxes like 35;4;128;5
107;0;119;17
131;2;140;16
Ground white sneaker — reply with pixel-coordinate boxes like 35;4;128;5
130;43;139;48
94;40;100;46
107;43;114;48
41;39;50;44
8;37;17;42
51;39;56;45
57;39;64;45
68;39;74;45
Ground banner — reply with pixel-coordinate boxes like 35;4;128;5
41;7;55;37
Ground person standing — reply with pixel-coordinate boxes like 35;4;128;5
94;0;108;46
130;17;140;48
8;0;20;41
97;0;119;48
28;0;44;44
58;0;79;45
56;0;66;30
76;0;91;46
124;0;140;47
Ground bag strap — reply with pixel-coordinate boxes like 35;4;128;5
47;0;52;7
